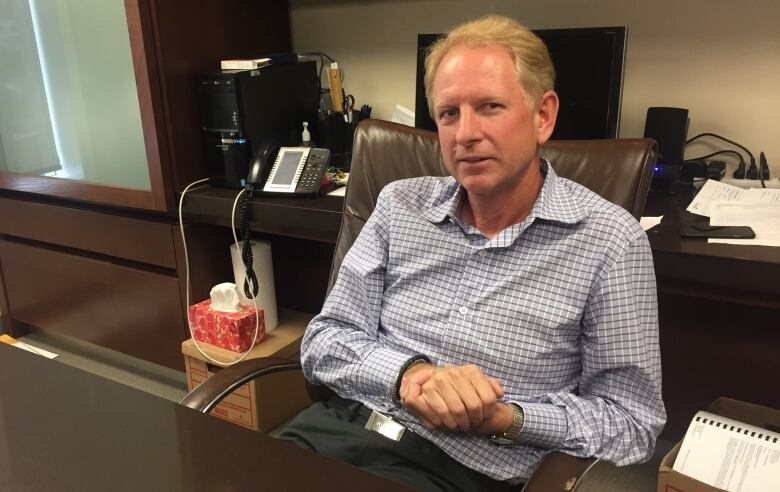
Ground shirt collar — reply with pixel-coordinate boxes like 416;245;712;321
420;158;586;226
420;178;462;224
529;159;586;225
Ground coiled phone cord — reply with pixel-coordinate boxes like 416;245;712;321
237;188;259;300
178;180;261;371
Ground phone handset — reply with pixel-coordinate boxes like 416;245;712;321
239;141;277;300
246;140;278;189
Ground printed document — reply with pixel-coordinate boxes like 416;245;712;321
687;180;780;246
674;411;780;492
709;202;780;246
687;180;748;217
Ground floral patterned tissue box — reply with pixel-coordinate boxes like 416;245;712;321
188;299;266;352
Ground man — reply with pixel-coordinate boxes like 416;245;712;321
281;14;666;491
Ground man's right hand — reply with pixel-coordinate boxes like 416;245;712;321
399;363;504;432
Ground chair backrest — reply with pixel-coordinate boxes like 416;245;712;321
328;119;656;290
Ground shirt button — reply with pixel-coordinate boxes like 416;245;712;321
478;250;487;257
458;307;469;315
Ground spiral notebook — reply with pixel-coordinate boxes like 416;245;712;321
673;410;780;491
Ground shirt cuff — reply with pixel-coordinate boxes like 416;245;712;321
514;401;568;449
394;355;431;402
356;347;422;404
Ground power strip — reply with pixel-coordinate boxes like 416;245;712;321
720;178;780;189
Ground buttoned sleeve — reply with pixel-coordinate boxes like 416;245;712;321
300;185;419;408
513;230;666;465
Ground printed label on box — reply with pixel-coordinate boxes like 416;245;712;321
185;356;257;430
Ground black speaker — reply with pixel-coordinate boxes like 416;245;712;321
643;107;689;165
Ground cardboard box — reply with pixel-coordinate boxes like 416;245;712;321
182;309;313;432
658;398;780;492
188;298;265;352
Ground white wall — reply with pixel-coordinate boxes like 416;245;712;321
290;0;780;176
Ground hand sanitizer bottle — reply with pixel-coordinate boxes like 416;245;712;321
301;121;313;147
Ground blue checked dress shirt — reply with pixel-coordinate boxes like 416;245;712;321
301;160;666;483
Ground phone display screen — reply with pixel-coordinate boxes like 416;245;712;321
271;151;304;186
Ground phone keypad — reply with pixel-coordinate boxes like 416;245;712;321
297;159;327;191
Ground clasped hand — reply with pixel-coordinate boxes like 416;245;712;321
399;363;511;434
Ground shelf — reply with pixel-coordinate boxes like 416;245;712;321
180;185;344;243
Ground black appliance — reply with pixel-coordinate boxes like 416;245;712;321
197;61;319;188
643;107;689;166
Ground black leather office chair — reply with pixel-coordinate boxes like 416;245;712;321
181;119;657;492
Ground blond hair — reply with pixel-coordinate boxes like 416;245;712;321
424;15;555;117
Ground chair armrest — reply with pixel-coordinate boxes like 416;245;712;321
179;356;301;413
520;452;598;492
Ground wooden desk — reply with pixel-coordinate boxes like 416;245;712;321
644;188;780;440
0;343;409;491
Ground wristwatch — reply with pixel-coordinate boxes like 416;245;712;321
490;403;524;445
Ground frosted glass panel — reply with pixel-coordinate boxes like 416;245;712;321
0;0;150;191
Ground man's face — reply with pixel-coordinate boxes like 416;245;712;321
431;45;557;199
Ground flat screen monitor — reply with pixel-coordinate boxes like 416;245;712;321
415;26;626;139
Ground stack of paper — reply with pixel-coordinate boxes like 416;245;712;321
220;58;271;70
686;180;780;246
640;216;663;231
0;334;58;358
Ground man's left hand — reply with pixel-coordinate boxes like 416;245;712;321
400;363;509;432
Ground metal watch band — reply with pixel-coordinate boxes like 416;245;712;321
490;403;524;445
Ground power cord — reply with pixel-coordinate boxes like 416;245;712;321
299;51;343;94
684;149;745;169
684;149;744;181
178;179;261;369
759;152;771;181
686;132;759;184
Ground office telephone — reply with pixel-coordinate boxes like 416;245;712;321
246;142;331;196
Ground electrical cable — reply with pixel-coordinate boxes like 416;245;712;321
178;180;261;370
686;132;757;182
299;51;344;91
684;149;745;182
684;149;745;168
759;151;770;184
686;132;754;163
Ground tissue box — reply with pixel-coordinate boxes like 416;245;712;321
188;299;265;352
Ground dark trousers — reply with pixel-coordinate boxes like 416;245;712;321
278;395;517;492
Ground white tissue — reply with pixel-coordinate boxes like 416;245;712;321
209;282;242;312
